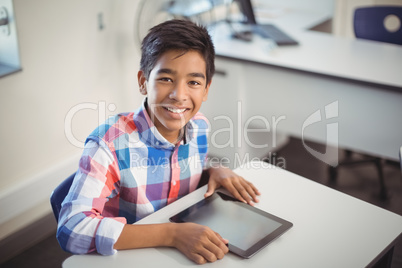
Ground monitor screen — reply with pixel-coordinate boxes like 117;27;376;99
236;0;257;24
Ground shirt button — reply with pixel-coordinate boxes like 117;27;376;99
173;181;176;186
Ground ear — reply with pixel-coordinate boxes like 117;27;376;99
202;80;211;102
137;70;147;95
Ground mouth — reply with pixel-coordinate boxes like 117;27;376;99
163;106;189;114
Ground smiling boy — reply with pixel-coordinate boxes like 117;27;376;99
57;20;260;264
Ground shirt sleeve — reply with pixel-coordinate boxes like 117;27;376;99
56;139;126;255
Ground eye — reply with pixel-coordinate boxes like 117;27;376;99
188;80;201;86
158;77;173;83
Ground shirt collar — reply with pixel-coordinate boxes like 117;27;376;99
133;98;196;150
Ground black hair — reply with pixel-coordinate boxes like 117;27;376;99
140;19;215;86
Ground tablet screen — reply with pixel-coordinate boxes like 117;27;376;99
170;192;293;258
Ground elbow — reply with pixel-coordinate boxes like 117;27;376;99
56;225;94;255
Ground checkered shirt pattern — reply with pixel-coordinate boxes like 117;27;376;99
57;99;209;255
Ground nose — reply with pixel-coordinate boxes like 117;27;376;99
169;81;188;102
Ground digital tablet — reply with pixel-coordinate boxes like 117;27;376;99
169;191;293;258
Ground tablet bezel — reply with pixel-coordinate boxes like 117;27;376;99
169;191;293;258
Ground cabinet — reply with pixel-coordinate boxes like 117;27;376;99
200;57;288;169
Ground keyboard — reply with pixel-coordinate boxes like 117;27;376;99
254;24;299;46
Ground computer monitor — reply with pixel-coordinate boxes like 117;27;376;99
235;0;257;25
233;0;299;46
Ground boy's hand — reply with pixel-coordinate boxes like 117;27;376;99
171;222;229;264
205;166;261;206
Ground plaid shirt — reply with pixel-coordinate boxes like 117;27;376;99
57;99;209;255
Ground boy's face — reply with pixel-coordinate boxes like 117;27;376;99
138;50;210;143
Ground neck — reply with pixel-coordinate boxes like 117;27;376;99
167;128;185;144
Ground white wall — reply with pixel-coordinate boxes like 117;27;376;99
0;0;142;239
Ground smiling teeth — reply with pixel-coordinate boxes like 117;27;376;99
166;107;186;113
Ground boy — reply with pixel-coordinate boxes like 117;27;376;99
57;19;260;265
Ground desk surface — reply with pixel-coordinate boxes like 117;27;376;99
63;162;402;268
209;22;402;89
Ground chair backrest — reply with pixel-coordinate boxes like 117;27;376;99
50;173;75;223
354;6;402;45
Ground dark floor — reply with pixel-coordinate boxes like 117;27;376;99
1;137;401;268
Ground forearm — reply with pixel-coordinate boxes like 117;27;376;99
113;223;176;250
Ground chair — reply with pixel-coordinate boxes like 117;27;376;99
354;6;402;45
50;173;75;222
328;6;402;200
328;150;387;200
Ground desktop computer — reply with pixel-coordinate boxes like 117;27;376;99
234;0;299;46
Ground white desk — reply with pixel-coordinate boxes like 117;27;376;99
63;162;402;267
203;22;402;162
209;22;402;88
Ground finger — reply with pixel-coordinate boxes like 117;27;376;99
204;179;219;198
214;232;229;249
231;179;254;205
206;233;229;257
204;240;226;260
189;253;207;265
234;177;261;205
249;181;261;196
197;246;219;263
223;182;247;204
241;180;260;203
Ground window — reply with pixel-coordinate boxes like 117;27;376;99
0;0;21;78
